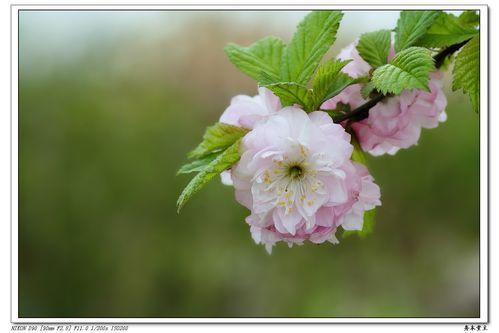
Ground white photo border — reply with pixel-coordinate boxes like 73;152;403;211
10;3;489;324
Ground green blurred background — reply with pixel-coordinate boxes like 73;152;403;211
18;10;479;318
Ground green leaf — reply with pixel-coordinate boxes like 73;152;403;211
437;53;456;72
395;10;441;52
371;47;435;95
224;36;285;82
177;153;220;175
280;10;343;85
360;81;376;100
263;81;315;111
323;103;351;119
342;209;376;239
417;12;478;48
188;122;249;159
312;59;356;108
360;209;376;237
357;29;392;68
458;10;479;28
351;141;367;166
452;35;479;113
177;140;242;212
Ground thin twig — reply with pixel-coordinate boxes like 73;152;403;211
433;39;470;68
332;93;385;123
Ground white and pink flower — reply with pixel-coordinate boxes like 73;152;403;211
219;87;281;130
219;87;281;186
322;41;447;156
227;108;381;253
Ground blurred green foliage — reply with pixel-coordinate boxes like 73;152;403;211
18;11;479;318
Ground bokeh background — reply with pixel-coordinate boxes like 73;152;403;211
18;10;479;318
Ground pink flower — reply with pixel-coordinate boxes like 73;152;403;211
230;108;381;253
322;42;447;156
219;87;281;130
335;41;372;79
352;97;423;156
399;72;448;130
317;161;381;231
219;87;281;186
321;84;366;111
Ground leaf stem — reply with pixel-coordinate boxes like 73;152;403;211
332;39;471;124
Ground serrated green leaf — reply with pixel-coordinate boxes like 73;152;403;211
262;81;315;111
280;10;343;85
452;35;479;113
224;36;285;82
342;209;376;239
357;29;392;68
177;140;242;212
317;74;356;104
312;59;356;109
177;153;220;175
395;10;441;52
458;10;479;28
371;47;435;95
188;122;249;159
417;12;478;48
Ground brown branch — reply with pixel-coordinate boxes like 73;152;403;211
332;39;471;124
433;39;470;68
332;93;385;123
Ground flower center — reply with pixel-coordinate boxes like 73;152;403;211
288;164;304;179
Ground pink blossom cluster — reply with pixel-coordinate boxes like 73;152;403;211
322;42;448;156
217;40;448;252
220;88;381;253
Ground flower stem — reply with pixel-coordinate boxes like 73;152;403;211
332;39;471;124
